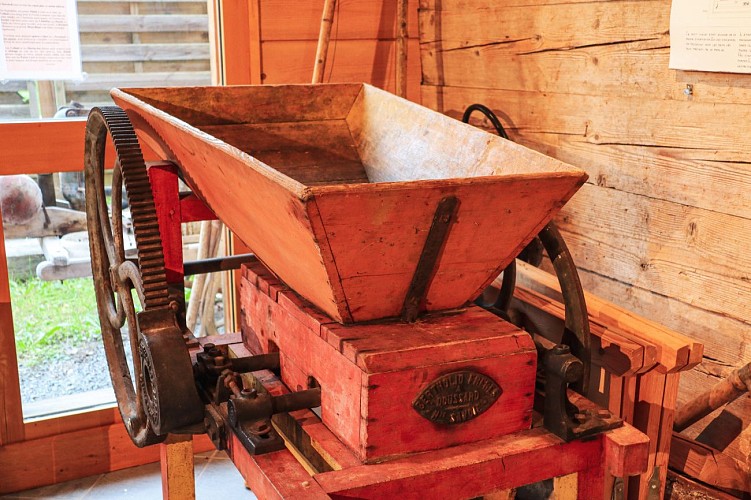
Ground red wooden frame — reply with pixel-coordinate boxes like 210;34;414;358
145;156;650;499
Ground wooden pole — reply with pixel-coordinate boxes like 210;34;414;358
673;362;751;432
160;434;196;500
186;220;212;331
395;0;408;98
312;0;338;83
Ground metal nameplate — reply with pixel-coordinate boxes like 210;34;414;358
413;370;502;425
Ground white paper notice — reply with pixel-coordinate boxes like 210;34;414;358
670;1;751;73
0;0;82;80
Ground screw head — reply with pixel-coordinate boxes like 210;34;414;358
241;388;258;399
553;344;570;355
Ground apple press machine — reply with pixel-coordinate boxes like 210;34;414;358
83;83;650;498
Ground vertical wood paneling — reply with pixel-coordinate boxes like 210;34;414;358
259;0;422;103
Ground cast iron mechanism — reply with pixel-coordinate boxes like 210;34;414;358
462;103;620;442
194;343;323;455
228;388;322;427
543;344;620;441
84;107;204;446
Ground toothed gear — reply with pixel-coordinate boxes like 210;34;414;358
96;107;170;310
85;106;204;447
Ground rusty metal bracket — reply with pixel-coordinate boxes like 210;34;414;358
227;388;322;427
543;343;622;441
647;466;662;500
402;196;460;322
234;418;286;455
226;387;321;456
611;477;625;500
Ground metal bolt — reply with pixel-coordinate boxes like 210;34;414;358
241;388;258;399
203;343;215;353
684;84;693;96
553;344;571;355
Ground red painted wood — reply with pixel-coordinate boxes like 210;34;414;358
313;427;602;499
245;368;362;471
240;262;537;462
113;84;587;323
179;193;217;222
227;434;329;499
148;162;183;285
603;424;650;477
577;465;606;500
323;307;531;373
240;277;364;451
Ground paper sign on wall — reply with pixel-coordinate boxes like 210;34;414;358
670;0;751;73
0;0;82;81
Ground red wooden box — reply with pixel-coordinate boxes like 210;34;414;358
240;260;537;462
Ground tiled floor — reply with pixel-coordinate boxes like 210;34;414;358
1;450;256;499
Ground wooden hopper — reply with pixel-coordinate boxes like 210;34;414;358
111;83;587;323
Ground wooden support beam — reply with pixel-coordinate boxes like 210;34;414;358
161;434;196;500
0;210;24;446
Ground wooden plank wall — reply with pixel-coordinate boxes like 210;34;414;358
419;0;751;471
256;0;421;101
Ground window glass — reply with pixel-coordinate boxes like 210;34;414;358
2;0;215;420
0;0;211;121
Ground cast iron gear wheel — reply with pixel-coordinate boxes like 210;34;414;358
84;106;203;447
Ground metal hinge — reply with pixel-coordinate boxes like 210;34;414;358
611;477;624;500
647;466;662;500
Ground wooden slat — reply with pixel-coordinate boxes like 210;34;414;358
261;0;419;40
64;71;211;90
0;120;85;173
669;434;751;496
22;406;120;441
160;435;196;500
81;43;210;62
77;14;209;33
421;85;751;162
216;0;260;85
517;262;700;373
419;1;666;47
0;81;26;92
513;132;751;222
0;423;213;495
262;39;423;102
0;120;159;174
0;212;24;447
512;286;654;377
313;427;603;498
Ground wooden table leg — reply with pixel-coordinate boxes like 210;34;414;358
577;465;605;499
160;434;196;500
554;473;578;499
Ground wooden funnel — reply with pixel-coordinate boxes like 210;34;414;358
112;83;587;323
